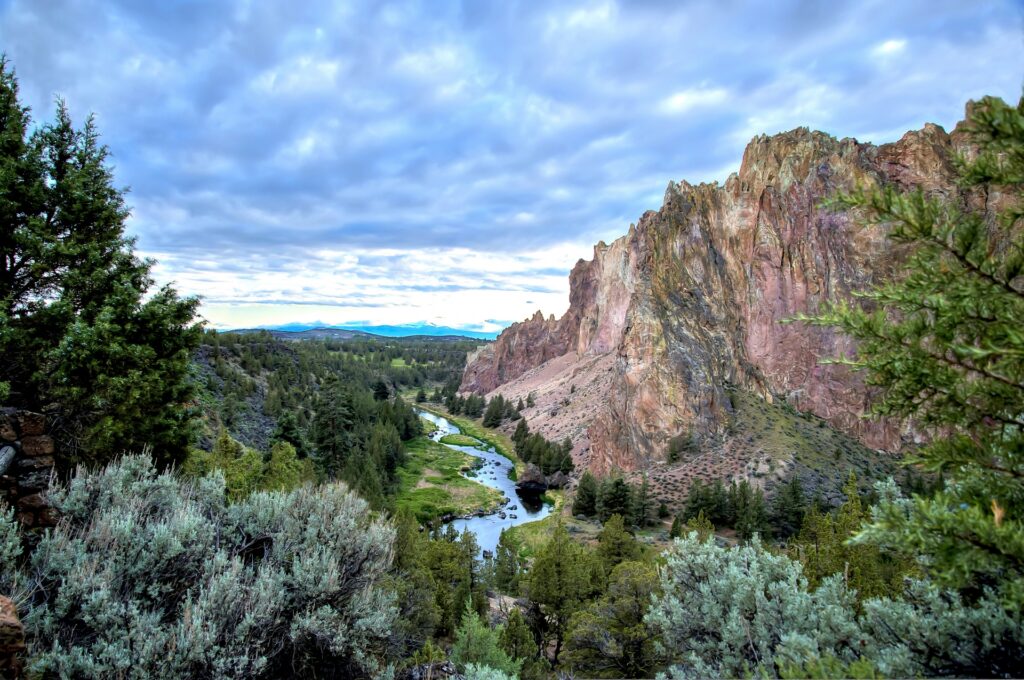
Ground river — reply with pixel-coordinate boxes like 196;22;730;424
417;409;551;555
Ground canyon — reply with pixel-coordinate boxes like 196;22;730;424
462;112;982;503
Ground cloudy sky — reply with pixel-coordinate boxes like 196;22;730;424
2;0;1021;333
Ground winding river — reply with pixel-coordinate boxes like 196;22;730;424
418;409;551;555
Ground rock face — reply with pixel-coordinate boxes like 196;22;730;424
463;116;976;479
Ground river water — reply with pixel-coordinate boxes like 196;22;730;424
417;409;551;555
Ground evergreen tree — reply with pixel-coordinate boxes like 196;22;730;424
311;377;355;478
629;474;653;527
564;561;662;678
270;411;308;458
526;520;603;663
793;96;1024;605
415;388;427;403
482;394;505;427
372;379;390;401
573;471;599;517
596;513;642;573
512;417;530;449
389;510;442;657
669;515;685;539
684;479;710;521
450;600;521;677
261;441;310;492
685;509;715;542
0;60;201;469
494;529;524;594
771;476;807;539
597;478;632;522
500;608;548;680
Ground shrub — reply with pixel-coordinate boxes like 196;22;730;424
14;454;396;679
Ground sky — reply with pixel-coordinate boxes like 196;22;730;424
1;0;1022;333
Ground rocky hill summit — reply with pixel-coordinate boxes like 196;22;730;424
463;113;980;501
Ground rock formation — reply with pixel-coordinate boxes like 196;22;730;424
463;113;979;489
0;596;24;677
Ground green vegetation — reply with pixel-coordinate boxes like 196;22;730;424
727;388;900;494
512;415;574;475
418;403;523;472
420;415;440;436
394;437;503;522
0;59;201;471
1;455;396;677
793;95;1024;609
439;433;483;447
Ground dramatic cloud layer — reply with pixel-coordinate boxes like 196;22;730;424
2;0;1020;331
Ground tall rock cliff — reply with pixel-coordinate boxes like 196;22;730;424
463;116;974;492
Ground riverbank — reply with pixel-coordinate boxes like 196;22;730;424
415;402;525;478
394;435;504;523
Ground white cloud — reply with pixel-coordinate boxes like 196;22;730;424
658;87;729;115
872;38;907;57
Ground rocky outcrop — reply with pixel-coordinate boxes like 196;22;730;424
515;463;548;495
464;114;977;479
0;595;24;678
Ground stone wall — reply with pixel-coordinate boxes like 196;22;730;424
0;409;58;539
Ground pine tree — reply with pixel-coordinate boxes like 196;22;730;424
596;513;642;573
526;520;603;663
271;411;308;457
597;478;632;522
669;515;685;539
771;476;807;539
512;417;530;449
629;474;653;527
685;509;715;542
0;60;201;469
493;529;524;594
793;96;1024;606
482;395;505;427
449;599;521;677
573;471;598;517
499;608;539;667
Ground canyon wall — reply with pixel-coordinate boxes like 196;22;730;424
463;117;973;477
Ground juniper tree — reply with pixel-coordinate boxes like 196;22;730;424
526;520;603;663
792;96;1024;607
573;471;598;516
564;560;662;678
0;59;201;469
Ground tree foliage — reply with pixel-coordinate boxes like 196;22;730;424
792;96;1024;607
526;519;603;663
0;59;201;469
450;600;521;677
564;560;661;678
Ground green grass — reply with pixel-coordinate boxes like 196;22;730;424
439;433;482;447
419;416;439;436
390;357;409;367
395;437;503;523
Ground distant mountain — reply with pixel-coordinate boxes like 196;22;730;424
224;323;500;341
